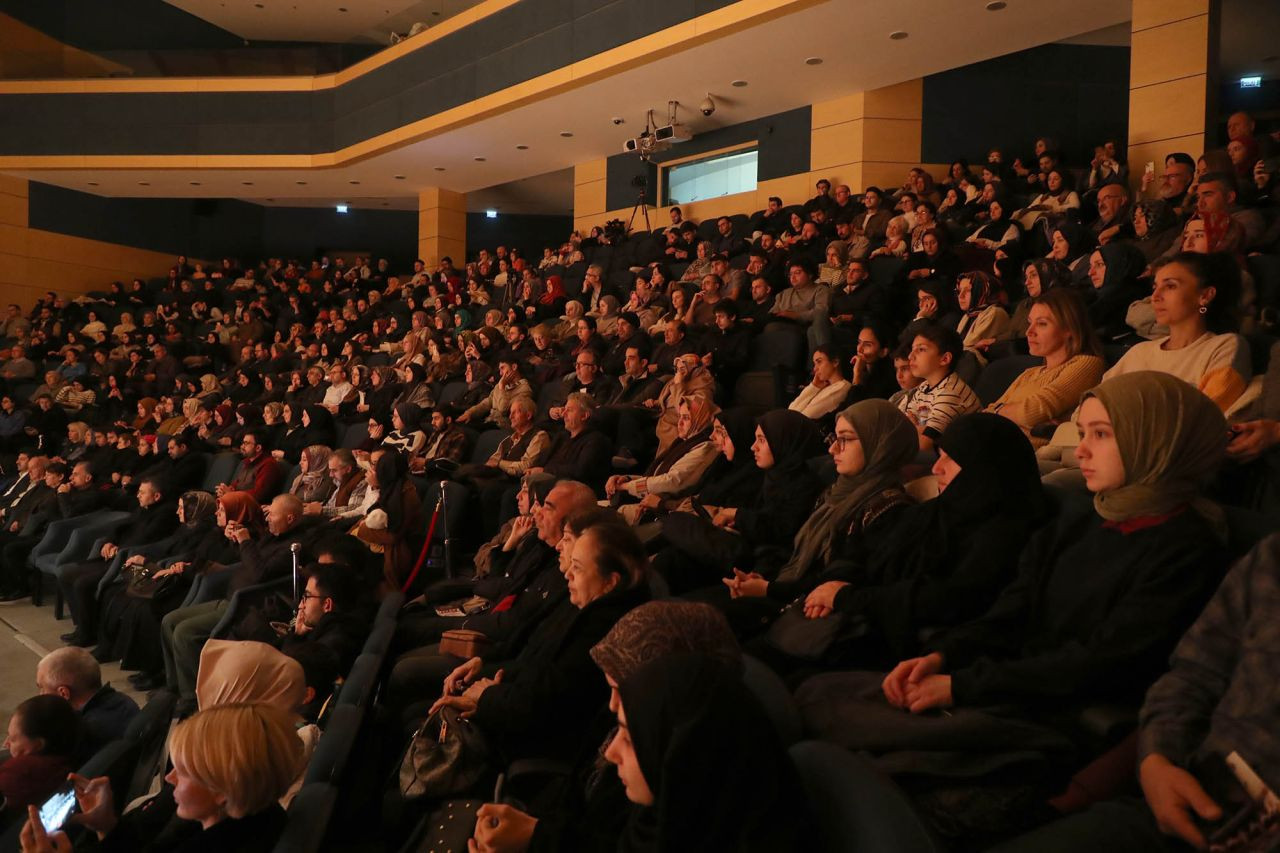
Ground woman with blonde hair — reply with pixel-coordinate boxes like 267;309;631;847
21;702;304;852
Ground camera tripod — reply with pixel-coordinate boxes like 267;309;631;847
625;190;651;233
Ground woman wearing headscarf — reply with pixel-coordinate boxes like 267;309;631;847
953;271;1010;362
607;396;721;526
382;402;427;455
280;405;337;464
595;295;622;339
721;400;917;625
1001;258;1072;347
818;240;849;286
355;450;425;588
1085;241;1148;342
289;445;335;503
901;229;961;289
768;412;1046;677
453;601;743;853
603;654;809;852
539;274;567;317
392;362;435;412
1130;198;1181;263
130;397;159;432
650;354;715;457
90;490;221;682
797;372;1230;842
1047;221;1097;288
651;409;826;594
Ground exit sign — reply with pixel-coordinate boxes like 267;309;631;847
1241;76;1262;89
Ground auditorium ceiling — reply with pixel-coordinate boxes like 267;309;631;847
3;0;1131;215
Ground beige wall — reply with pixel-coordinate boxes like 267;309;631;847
1126;0;1210;188
0;176;178;311
571;79;945;234
418;187;467;269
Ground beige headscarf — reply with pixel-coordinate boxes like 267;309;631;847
195;639;306;713
1084;371;1226;533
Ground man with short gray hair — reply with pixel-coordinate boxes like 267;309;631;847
37;646;138;756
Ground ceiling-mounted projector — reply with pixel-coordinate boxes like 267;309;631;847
653;123;692;143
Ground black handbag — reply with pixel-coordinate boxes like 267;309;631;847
764;599;847;661
397;706;492;801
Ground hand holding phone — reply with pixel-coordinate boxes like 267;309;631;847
38;785;77;833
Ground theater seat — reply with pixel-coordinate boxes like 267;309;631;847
341;422;370;449
272;783;337;853
470;430;509;465
732;371;776;410
303;703;365;786
742;655;803;746
337;652;381;709
202;452;241;492
788;740;942;853
437;381;469;407
123;688;178;805
973;355;1043;406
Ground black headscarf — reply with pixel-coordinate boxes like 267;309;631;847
695;408;762;507
756;408;825;499
299;404;337;448
1051;221;1095;266
1089;242;1148;339
394;402;424;433
617;653;809;853
372;449;410;530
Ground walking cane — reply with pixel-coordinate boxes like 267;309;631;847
290;541;301;604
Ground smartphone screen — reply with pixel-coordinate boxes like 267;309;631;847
38;785;77;833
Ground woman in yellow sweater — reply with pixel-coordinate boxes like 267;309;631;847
986;288;1106;444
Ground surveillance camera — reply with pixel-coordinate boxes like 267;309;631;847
699;95;716;117
611;117;625;126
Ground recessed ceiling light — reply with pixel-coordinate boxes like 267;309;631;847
254;2;263;7
137;181;150;186
241;181;254;186
985;0;1006;9
473;157;486;162
433;166;446;171
889;30;909;40
515;144;528;150
804;57;823;65
295;180;307;185
731;79;748;87
189;181;202;186
393;174;406;180
348;180;361;185
559;131;574;138
87;181;98;186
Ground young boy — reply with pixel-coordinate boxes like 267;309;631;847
896;325;980;451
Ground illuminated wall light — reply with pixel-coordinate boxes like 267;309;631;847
485;210;498;219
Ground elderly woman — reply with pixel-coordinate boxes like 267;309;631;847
23;703;304;852
429;514;650;764
817;240;849;286
607;396;720;524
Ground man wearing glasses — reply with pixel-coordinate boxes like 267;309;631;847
218;430;284;503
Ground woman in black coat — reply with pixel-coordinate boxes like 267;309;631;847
427;517;650;764
651;408;826;594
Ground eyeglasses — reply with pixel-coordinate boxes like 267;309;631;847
575;361;597;369
300;591;326;602
830;434;859;449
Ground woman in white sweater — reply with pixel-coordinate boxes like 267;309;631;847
1104;251;1249;412
789;344;852;421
